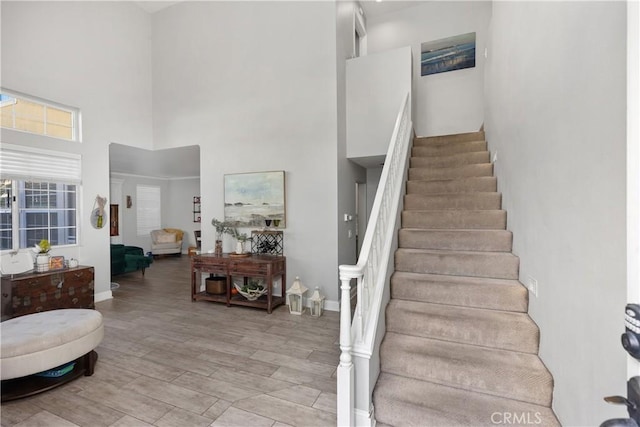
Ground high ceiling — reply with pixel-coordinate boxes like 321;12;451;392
133;0;425;18
120;0;424;178
133;1;182;14
359;0;427;19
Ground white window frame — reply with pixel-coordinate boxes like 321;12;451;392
136;185;161;236
0;88;81;142
0;144;81;252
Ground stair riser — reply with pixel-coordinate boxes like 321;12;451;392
373;373;560;427
409;163;494;181
412;140;487;157
404;193;501;210
402;210;507;230
411;151;489;168
395;250;519;279
385;300;539;353
414;131;485;146
407;177;497;194
391;274;528;312
399;229;512;251
380;334;553;406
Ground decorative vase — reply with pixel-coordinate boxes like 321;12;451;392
236;241;244;254
36;254;50;273
215;240;223;256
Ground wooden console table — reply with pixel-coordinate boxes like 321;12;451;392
191;254;286;313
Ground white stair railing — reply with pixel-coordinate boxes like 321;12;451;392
337;92;412;426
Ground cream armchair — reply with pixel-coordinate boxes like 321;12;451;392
150;228;184;256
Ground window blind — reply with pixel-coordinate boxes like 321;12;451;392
136;185;161;236
0;143;81;184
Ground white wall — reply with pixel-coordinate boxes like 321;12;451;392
1;1;153;302
627;0;640;378
366;1;490;137
346;47;412;165
336;1;368;271
484;2;627;424
166;178;201;250
151;1;341;305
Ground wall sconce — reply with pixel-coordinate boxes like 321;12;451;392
309;287;325;317
126;195;132;208
286;276;308;315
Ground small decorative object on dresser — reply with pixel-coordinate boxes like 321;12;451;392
233;277;267;301
49;256;65;270
34;239;51;273
211;218;232;257
251;230;283;255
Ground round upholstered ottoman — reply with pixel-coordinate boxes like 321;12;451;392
0;309;104;400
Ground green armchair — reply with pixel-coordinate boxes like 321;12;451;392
110;244;152;277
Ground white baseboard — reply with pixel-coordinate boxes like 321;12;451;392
355;407;375;427
323;299;339;312
94;290;113;303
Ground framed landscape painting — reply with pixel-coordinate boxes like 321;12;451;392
224;171;286;228
421;32;476;76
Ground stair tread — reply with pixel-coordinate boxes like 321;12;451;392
374;372;560;427
396;247;516;256
380;332;553;406
386;299;539;353
399;228;513;252
395;248;519;280
405;191;500;196
402;210;507;231
414;131;485;145
393;271;522;286
403;208;506;213
409;163;492;172
404;193;502;211
391;272;528;312
408;176;497;185
407;176;497;195
412;140;487;157
411;151;489;164
400;227;512;233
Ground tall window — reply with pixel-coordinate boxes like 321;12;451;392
0;181;77;250
136;185;161;236
0;145;81;251
0;90;80;141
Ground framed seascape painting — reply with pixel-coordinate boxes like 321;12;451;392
224;171;286;228
421;32;476;76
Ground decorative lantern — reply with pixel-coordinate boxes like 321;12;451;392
309;287;325;317
286;276;308;315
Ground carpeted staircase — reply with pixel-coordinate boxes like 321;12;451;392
372;131;560;426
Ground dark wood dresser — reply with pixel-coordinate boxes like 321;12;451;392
1;266;95;321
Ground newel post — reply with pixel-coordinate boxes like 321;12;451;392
337;267;357;426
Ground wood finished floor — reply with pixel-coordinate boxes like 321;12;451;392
1;256;339;427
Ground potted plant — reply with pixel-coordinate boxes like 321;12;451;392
211;219;253;255
211;218;232;256
228;228;251;254
34;239;51;272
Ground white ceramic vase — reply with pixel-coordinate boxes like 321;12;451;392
36;254;50;272
236;241;244;254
